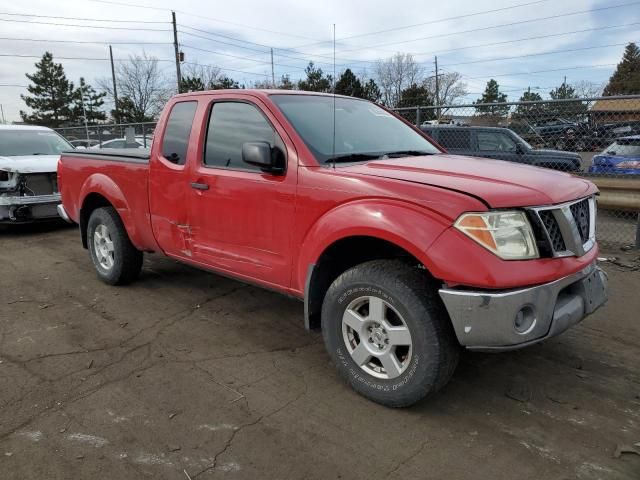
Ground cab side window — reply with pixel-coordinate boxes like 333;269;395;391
162;101;197;165
204;102;283;172
437;129;471;150
477;131;517;152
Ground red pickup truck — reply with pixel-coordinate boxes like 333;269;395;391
58;90;608;407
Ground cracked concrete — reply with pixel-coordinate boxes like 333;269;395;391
1;223;639;479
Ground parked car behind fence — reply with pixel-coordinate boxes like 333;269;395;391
589;135;640;175
420;125;582;172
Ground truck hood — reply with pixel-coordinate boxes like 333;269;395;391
342;154;595;208
0;155;60;174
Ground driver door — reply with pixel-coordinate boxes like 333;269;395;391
188;97;298;289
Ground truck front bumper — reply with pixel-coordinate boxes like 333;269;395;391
0;194;61;223
439;261;608;351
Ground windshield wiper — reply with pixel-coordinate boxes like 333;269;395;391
325;153;381;163
381;150;434;157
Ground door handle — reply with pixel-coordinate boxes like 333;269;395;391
190;182;209;191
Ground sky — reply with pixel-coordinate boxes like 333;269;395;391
0;0;638;122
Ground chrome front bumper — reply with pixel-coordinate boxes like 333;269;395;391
0;193;61;223
439;262;608;351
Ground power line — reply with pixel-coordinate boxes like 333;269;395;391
462;63;617;81
86;0;321;41
0;11;168;23
0;37;171;45
181;44;305;70
182;61;270;77
441;41;633;68
296;0;553;48
332;1;640;54
0;84;28;87
179;30;270;54
0;53;174;61
0;17;171;31
410;21;640;60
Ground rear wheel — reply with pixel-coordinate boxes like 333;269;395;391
87;207;142;285
321;260;459;407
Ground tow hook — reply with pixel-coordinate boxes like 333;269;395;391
9;205;32;221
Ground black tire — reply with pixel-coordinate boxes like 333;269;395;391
87;207;143;285
321;260;459;408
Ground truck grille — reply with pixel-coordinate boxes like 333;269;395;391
23;173;58;196
527;197;595;258
538;210;566;252
569;198;590;243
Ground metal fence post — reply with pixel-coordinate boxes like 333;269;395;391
415;107;421;127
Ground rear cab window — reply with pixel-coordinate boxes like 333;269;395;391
162;101;198;165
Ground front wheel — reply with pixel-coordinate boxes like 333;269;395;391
321;260;459;407
87;207;143;285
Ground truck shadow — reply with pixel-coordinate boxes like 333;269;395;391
0;220;74;237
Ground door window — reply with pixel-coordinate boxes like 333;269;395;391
103;140;125;149
204;102;283;171
437;129;471;150
477;131;517;152
162;101;197;165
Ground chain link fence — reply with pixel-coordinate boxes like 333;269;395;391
394;95;640;249
55;122;156;150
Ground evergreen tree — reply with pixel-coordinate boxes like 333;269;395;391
603;42;640;95
213;76;240;89
20;52;75;127
335;69;363;97
111;96;154;123
549;81;578;100
474;79;508;116
362;79;382;103
548;81;587;119
73;77;106;124
397;83;433;108
297;62;332;92
181;75;206;92
514;89;544;118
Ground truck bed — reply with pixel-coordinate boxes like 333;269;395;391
62;148;150;162
58;149;158;252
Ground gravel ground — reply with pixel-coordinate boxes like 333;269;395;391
1;223;639;480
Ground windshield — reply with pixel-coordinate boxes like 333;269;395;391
270;95;440;164
0;130;73;156
604;138;640;156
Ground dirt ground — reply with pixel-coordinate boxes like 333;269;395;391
1;223;639;480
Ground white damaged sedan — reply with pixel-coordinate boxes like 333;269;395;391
0;125;73;223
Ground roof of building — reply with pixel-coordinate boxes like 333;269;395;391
591;98;640;112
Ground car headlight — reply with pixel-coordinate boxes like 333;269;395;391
616;160;640;170
454;211;539;260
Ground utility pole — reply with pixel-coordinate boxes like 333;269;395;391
0;104;5;124
434;56;440;123
109;45;119;124
270;48;276;88
172;11;182;93
79;81;90;142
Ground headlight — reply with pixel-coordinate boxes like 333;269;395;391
616;160;640;170
454;211;539;260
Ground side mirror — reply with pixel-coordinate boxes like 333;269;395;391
242;142;285;174
515;143;525;154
